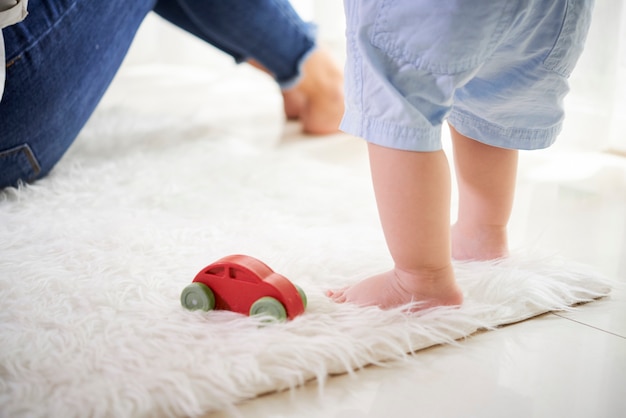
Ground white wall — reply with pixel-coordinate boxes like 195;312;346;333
563;0;626;152
608;1;626;153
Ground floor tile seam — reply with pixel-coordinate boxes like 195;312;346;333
552;312;626;339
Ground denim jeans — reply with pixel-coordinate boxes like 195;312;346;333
0;0;316;189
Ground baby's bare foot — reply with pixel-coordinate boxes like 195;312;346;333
327;266;463;311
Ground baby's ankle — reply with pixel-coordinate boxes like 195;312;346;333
451;223;509;261
394;264;462;301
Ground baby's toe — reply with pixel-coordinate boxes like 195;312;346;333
326;287;348;303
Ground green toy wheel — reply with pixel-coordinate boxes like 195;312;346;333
249;297;287;321
295;284;307;309
181;282;215;311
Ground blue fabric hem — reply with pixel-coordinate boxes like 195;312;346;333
448;109;560;150
340;110;443;152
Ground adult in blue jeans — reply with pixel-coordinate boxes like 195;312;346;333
0;0;344;189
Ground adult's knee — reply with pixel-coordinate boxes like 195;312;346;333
0;136;73;189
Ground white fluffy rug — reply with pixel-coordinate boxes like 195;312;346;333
0;64;612;418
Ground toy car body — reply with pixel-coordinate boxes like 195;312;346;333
180;255;306;321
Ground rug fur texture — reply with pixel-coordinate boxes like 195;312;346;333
0;65;612;418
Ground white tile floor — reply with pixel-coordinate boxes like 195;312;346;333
105;18;626;417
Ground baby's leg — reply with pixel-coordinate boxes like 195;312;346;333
450;125;518;260
327;143;463;310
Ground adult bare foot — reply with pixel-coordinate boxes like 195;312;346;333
327;265;463;311
281;88;306;121
285;48;344;134
250;48;344;135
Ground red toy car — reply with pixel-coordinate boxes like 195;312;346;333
180;255;307;321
